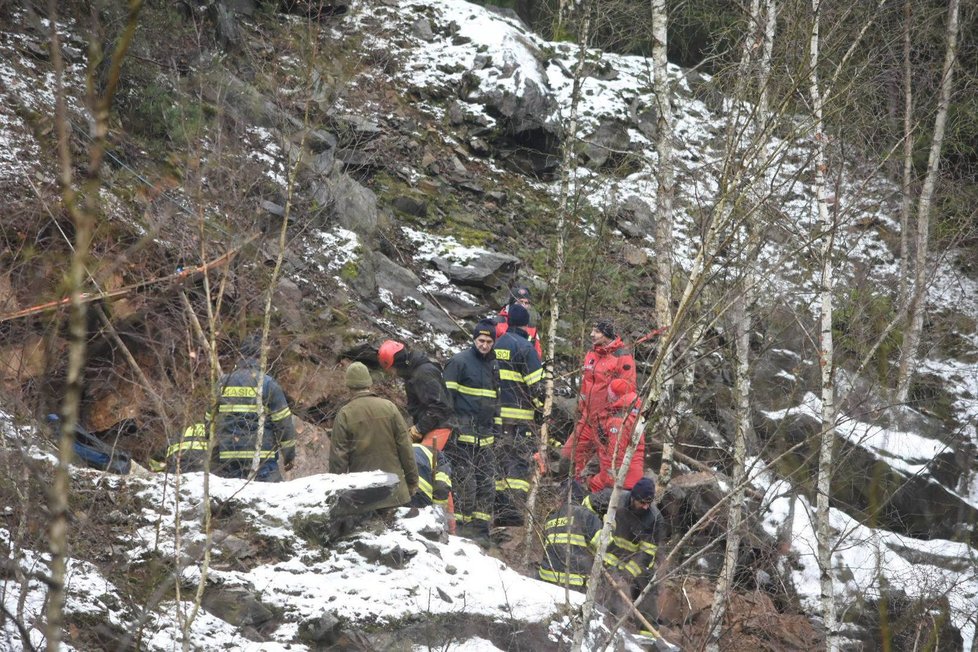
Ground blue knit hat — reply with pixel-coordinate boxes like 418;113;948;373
631;477;655;501
508;303;530;328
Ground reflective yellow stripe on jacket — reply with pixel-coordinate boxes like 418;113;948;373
166;440;209;457
539;568;587;586
444;381;497;398
495;478;530;492
218;450;277;460
545;532;589;547
456;433;495;446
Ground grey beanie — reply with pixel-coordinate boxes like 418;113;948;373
345;362;373;389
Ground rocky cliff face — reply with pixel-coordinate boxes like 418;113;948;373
1;0;977;650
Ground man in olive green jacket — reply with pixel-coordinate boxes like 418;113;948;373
329;362;420;509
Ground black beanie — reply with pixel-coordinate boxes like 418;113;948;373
473;320;497;341
508;304;530;328
595;319;616;339
631;477;655;501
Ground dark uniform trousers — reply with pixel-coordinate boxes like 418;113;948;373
446;434;495;536
493;422;536;526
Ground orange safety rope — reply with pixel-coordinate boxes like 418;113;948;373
0;233;260;323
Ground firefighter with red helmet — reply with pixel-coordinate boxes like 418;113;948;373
587;378;645;492
378;340;454;447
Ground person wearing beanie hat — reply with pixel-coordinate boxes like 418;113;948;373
586;378;644;493
562;317;637;485
510;285;531;306
507;303;530;329
443;320;499;540
494;284;543;358
583;478;666;632
330;362;420;510
594;320;616;340
211;332;296;482
345;361;373;389
493;299;545;528
629;477;655;502
472;320;496;343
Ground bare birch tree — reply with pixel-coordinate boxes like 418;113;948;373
522;2;592;566
705;2;774;646
43;2;143;649
896;0;914;309
895;0;962;405
808;0;839;648
651;0;677;492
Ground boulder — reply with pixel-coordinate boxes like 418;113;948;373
201;586;275;630
628;97;658;141
208;2;241;50
373;254;459;332
352;539;417;568
199;73;302;132
310;173;387;245
467;77;562;178
391;195;428;218
581;119;631;169
430;250;521;290
615;196;655;239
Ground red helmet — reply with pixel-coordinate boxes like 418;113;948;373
608;378;634;400
378;340;405;370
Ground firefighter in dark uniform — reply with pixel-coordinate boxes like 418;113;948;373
493;303;544;527
584;477;666;635
211;334;296;482
411;429;453;525
443;320;499;540
539;486;603;590
378;340;454;446
166;422;210;472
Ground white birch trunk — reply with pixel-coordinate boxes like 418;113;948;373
896;0;962;404
704;2;770;643
809;1;839;648
704;290;751;652
45;3;141;647
897;0;914;308
651;0;677;490
758;0;777;117
522;5;591;567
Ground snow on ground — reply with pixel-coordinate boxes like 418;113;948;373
2;403;579;651
131;470;578;631
353;0;911;317
756;481;978;650
755;392;978;648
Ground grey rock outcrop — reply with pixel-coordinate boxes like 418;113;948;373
431;250;521;290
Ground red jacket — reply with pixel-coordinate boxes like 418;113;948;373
588;391;644;492
578;337;636;421
495;305;543;359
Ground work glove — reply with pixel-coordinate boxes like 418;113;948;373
409;425;423;442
